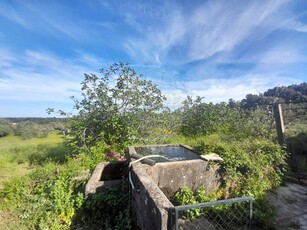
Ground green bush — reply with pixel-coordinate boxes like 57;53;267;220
179;97;275;141
73;183;132;229
14;121;54;139
0;119;13;137
253;196;276;229
172;187;201;219
0;158;87;229
195;136;286;198
169;134;286;228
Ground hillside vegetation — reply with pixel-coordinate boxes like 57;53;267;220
1;63;306;229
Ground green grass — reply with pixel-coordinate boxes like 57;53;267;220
0;133;64;188
0;133;67;229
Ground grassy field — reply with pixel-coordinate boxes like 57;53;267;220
0;133;64;189
0;133;66;229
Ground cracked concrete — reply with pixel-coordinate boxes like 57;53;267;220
268;183;307;230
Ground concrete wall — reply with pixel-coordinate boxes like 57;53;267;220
85;161;126;197
145;159;221;198
131;166;174;230
131;159;221;229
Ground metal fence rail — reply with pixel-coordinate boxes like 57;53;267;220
173;196;253;230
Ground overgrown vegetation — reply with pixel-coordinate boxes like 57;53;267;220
2;63;306;229
0;118;65;140
47;62;165;152
0;119;13;137
72;184;132;229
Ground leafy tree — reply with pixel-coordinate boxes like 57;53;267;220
48;62;166;151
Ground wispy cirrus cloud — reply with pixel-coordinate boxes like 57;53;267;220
122;0;294;65
0;1;86;40
1;0;307;117
186;0;287;61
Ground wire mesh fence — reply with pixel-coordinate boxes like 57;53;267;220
280;102;307;126
173;197;253;230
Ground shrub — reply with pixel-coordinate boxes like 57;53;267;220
73;183;132;229
14;121;53;139
179;96;275;141
0;119;13;137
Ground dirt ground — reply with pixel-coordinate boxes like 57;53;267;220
268;182;307;230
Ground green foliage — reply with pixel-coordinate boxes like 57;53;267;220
195;135;286;198
74;184;132;229
2;77;299;229
0;133;65;193
287;132;307;155
28;143;70;165
170;134;286;228
133;108;181;144
172;185;275;228
14;121;57;139
0;134;88;229
172;187;196;205
0;176;32;209
172;187;201;219
49;62;166;152
0;133;132;229
253;196;276;229
1;160;87;229
172;187;244;224
0;119;13;137
195;187;212;203
179;96;275;140
77;142;108;169
240;83;307;109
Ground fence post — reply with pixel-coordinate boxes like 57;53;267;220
273;103;285;145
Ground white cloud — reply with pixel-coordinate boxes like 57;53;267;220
125;9;187;65
284;19;307;33
187;0;287;61
162;74;301;108
0;49;18;68
257;49;306;65
123;0;292;64
0;4;30;29
0;1;86;40
0;49;102;103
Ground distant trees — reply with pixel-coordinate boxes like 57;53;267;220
14;121;53;139
179;96;275;140
264;84;307;104
240;83;307;109
0;119;13;137
0;118;66;139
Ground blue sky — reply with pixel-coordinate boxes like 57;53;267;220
1;0;307;117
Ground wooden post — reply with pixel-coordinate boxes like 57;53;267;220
273;103;285;145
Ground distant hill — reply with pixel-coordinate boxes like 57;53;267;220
240;82;307;109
